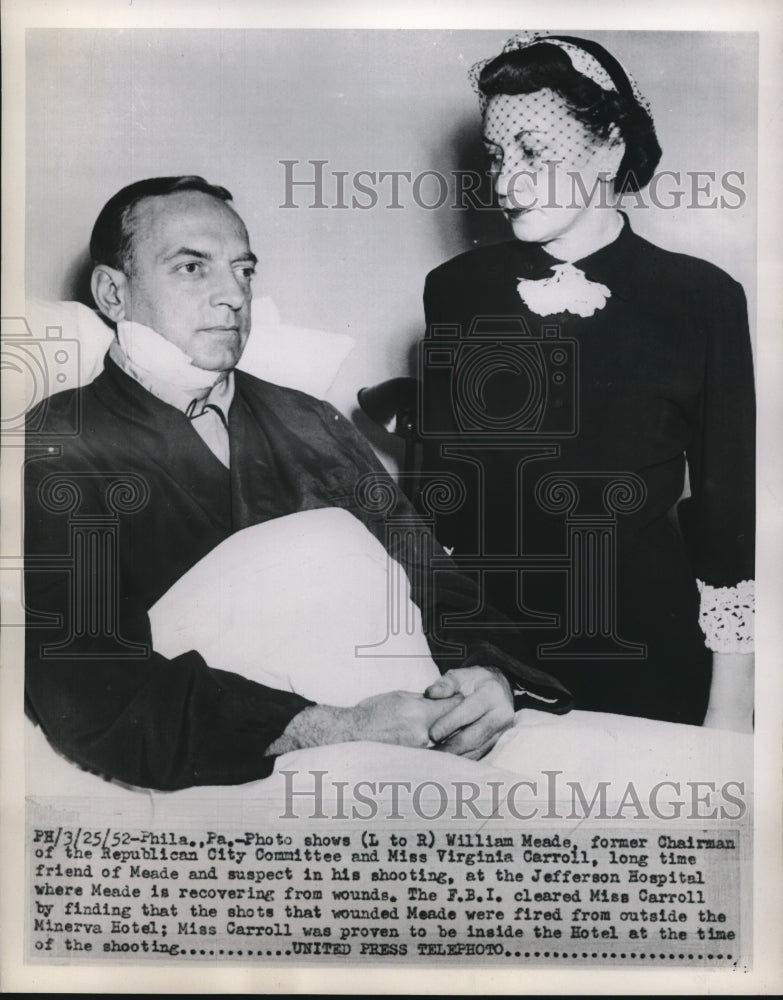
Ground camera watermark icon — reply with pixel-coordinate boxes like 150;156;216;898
1;316;81;437
418;317;579;440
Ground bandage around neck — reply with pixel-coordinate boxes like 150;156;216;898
116;319;225;394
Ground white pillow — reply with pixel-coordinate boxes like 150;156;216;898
10;297;354;415
239;297;355;400
149;507;440;706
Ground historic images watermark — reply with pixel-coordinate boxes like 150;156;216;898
278;769;748;822
279;160;747;211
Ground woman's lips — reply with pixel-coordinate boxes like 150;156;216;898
503;206;537;218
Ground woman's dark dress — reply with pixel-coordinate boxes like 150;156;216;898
418;217;755;724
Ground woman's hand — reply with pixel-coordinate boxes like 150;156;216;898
702;652;754;733
424;665;516;759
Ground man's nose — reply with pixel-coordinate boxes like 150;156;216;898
209;268;249;311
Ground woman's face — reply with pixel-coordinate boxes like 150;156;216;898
483;89;622;245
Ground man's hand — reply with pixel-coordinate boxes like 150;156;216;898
424;665;515;760
351;690;465;748
265;690;464;755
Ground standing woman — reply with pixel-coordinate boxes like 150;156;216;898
418;33;754;730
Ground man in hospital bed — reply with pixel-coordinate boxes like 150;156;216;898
24;175;750;803
24;175;578;794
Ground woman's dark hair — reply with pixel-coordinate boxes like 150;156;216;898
478;37;661;193
89;175;234;272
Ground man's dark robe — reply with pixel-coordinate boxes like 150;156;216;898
24;358;570;790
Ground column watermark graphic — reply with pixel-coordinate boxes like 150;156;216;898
29;472;150;659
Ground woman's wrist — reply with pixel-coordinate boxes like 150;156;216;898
702;652;754;733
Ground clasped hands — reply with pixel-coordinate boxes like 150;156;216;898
267;664;516;759
354;664;515;761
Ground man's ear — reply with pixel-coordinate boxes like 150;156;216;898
91;265;130;323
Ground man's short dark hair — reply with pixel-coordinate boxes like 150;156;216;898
89;176;234;272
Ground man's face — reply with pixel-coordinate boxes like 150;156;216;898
121;191;256;371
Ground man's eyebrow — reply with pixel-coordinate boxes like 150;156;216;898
162;246;213;262
161;247;258;266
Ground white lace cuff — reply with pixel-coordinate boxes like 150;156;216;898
697;579;755;653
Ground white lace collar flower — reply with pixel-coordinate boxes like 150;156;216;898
516;262;611;318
